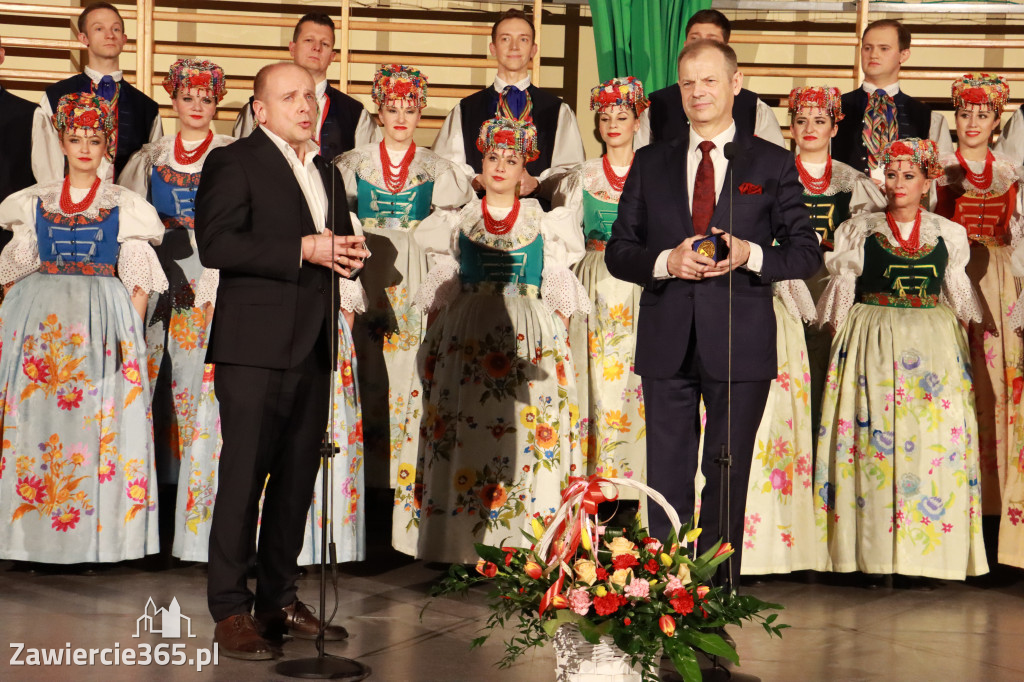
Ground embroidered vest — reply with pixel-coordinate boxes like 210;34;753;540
459;232;544;288
856;232;947;308
149;165;199;230
36;203;120;277
355;177;433;230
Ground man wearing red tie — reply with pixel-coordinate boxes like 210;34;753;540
606;40;820;587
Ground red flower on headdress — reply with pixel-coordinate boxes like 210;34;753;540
960;87;988;105
494;130;515;146
191;72;212;89
392;80;413;98
597;90;620;106
77;110;99;127
888;141;914;157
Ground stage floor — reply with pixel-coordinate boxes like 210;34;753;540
1;547;1022;682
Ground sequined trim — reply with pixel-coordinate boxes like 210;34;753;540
858;292;940;309
968;235;1009;247
461;281;541;299
39;260;116;277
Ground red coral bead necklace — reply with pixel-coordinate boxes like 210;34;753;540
482;196;520;235
796;154;832;195
602;154;631;192
381;139;416;194
955;149;993;190
886;209;922;254
174;130;214;165
60;175;102;214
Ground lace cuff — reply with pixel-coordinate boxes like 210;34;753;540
414;256;460;313
0;238;41;285
942;270;983;323
339;278;368;314
815;272;856;329
193;268;219;308
1009;292;1024;332
773;279;817;323
118;240;169;296
541;266;592;317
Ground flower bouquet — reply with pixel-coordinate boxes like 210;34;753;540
431;476;787;682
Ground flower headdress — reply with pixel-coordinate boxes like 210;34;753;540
476;90;539;162
589;76;649;116
372;64;428;109
162;58;227;101
787;86;844;121
951;73;1009;113
51;92;114;137
881;137;942;179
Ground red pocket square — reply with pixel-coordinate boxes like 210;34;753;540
739;183;763;195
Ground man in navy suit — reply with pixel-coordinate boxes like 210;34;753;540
606;40;820;586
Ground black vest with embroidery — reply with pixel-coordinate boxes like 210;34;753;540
459;84;559;177
833;89;933;174
856;232;947;305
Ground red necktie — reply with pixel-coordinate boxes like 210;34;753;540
692;140;716;235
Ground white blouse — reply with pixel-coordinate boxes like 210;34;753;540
0;181;168;296
413;197;590;318
816;210;982;330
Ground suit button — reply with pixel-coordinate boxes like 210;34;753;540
687;292;694;300
319;287;326;295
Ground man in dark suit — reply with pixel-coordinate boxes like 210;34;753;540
606;40;820;587
0;35;37;239
643;9;785;149
195;62;368;660
232;12;378;159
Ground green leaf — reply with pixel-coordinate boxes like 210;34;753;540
475;543;506;563
542;610;585;638
676;629;739;665
577;618;613;644
470;636;488;649
664;637;702;682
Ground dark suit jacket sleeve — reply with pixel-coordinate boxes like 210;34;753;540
757;152;822;283
195;146;300;282
605;150;660;288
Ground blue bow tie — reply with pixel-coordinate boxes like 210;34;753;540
96;75;117;102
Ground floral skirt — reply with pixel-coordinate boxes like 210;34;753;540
813;303;988;579
395;289;584;563
740;298;821;574
569;249;646;492
172;316;365;564
0;273;158;563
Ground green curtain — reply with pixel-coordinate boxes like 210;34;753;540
589;0;712;93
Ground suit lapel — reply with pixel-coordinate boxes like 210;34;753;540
250;128;319;236
669;136;694;238
707;133;754;231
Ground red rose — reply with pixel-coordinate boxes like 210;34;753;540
593;593;627;616
960;87;987;105
76;110;99;127
644;558;660;573
494;130;515;146
612;554;639;570
670;592;695;615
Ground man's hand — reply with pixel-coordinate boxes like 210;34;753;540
302;230;370;277
704;228;751;276
201;303;214;331
519;172;539;197
666;236;716;280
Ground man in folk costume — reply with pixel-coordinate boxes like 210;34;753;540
831;19;954;181
642;9;785;149
232;12;379;160
31;2;161;184
431;7;585;202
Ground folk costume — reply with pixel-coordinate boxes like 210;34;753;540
815;139;988;579
0;94;168;563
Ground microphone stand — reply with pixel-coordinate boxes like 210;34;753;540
276;150;369;681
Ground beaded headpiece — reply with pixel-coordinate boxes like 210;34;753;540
162;58;227;101
788;86;844;121
589;76;649;116
951;73;1009;113
476;90;539;162
372;64;428;108
51;92;114;137
881;137;942;179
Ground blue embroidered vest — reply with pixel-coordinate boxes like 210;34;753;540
149;166;199;230
36;204;120;277
459;233;544;288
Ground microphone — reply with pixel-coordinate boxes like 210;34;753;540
723;141;739;163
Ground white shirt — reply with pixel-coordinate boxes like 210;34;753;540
261;126;328;236
654;121;764;277
31;65;164;184
430;74;586;198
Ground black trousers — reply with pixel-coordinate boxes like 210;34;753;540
642;327;771;588
207;332;331;622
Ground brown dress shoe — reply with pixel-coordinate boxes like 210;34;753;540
213;613;277;660
275;600;349;641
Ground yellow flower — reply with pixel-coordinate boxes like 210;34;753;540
604;410;632;433
677;563;692;586
638;402;646;422
594;585;608;597
660;553;673;567
602;357;624;381
573;558;598;585
605;536;639;559
608;304;633;327
588;331;600;357
397;463;415;484
569;403;580;428
520;406;539;429
453;468;476;493
610;568;632;587
685;528;702;544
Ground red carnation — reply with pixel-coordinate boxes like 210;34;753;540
392;80;413;97
77;110;99;127
960;87;988;105
494;130;515;145
612;554;639;570
670;592;695;615
595;566;609;581
593;592;627;616
191;72;211;88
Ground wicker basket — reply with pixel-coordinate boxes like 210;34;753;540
553;624;654;682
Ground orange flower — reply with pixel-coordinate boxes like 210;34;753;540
126;477;148;503
483;351;511;378
524;561;543;579
479;483;508;510
713;542;734;559
535;423;557;449
659;614;676;637
475;559;498;578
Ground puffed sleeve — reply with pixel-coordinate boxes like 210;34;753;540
334;151;361;211
541;206;591;317
431;107;475;182
815;215;868;329
536;103;587;199
429;155;475;210
117;146;153;196
116;189;168;295
0;189;43;285
550;164;585;228
849;175;887;217
936;215;982;323
338;212;368;313
412;207;462;313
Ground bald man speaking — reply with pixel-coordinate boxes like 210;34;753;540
195;62;368;659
